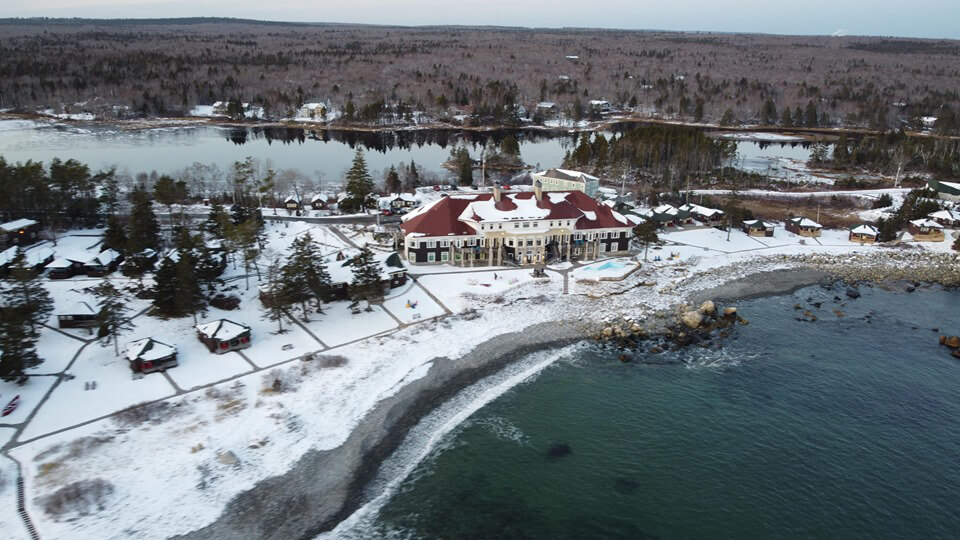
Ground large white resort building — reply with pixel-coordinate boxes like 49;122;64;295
399;182;638;266
532;168;600;197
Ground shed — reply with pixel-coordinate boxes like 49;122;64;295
196;319;251;354
58;301;98;329
849;224;879;244
785;217;823;237
0;218;40;248
125;338;178;374
743;219;775;237
284;196;301;211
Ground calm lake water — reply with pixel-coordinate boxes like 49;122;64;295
0;119;819;186
347;284;960;538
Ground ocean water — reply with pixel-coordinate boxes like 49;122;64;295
352;284;960;539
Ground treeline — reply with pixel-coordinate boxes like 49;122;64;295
562;124;735;189
808;132;960;178
2;21;960;130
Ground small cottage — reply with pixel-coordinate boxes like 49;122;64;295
46;256;87;279
196;319;252;354
310;193;331;210
907;219;945;242
678;203;725;225
83;249;123;277
0;218;40;248
849;224;879;244
0;246;54;276
121;248;159;274
928;209;960;228
785;217;823;237
125;338;178;374
284;196;301;211
58;302;98;329
743;219;775;237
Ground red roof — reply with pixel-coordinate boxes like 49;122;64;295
402;191;630;237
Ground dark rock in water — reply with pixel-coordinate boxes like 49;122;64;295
806;297;814;303
794;304;804;310
613;477;640;494
833;295;842;302
548;443;572;460
846;289;861;299
912;326;918;330
618;354;632;363
649;347;663;354
906;286;916;293
932;328;939;332
812;302;822;309
941;336;960;349
953;350;960;359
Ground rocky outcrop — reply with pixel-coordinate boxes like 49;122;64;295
940;336;960;349
682;311;704;329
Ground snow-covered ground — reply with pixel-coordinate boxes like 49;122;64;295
417;269;562;313
383;282;448;324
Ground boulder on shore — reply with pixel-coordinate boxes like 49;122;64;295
699;300;716;316
722;307;738;318
682;310;704;329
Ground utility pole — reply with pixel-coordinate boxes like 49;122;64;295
816;204;821;224
480;149;486;189
727;217;732;242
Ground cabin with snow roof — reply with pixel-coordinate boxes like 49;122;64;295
46;256;88;279
0;218;40;248
196;319;251;354
785;217;823;237
380;193;420;214
678;203;725;226
907;219;945;242
928;209;960;228
58;302;98;329
743;219;775;237
83;248;124;277
849;224;879;244
400;182;633;266
283;196;301;211
310;193;333;210
125;338;178;374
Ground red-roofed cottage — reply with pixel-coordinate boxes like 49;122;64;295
400;182;633;266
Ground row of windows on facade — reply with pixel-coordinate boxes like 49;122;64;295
413;244;608;263
409;231;626;249
478;220;575;231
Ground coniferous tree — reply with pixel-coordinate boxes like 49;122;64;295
153;175;189;234
633;221;660;261
127;183;160;254
205;202;230;238
152;257;178;316
403;160;421;192
805;100;819;127
781;107;793;127
953;234;960;252
719;108;735;126
282;233;332;318
794;106;804;127
344;149;375;212
92;279;132;356
385;166;401;194
103;214;128;253
0;253;49;382
458;148;474;186
262;258;292;333
760;99;778;125
349;246;385;306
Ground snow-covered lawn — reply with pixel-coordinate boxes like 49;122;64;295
302;302;398;347
418;269;562;313
661;227;769;253
152;317;254;390
19;343;176;441
0;427;17;447
0;376;56;427
34;329;85;374
259;221;352;258
383;282;448;324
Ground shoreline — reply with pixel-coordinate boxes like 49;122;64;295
179;267;842;539
177;320;589;540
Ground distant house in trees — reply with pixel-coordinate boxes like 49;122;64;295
326;250;409;300
849;224;879;244
196;319;252;354
121;248;159;274
57;301;98;329
536;102;559;118
0;218;40;248
785;217;823;237
297;102;329;120
588;100;614;114
743;219;776;237
379;193;420;214
125;338;178;374
83;248;124;277
907;219;945;242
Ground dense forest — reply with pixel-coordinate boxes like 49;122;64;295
1;19;960;131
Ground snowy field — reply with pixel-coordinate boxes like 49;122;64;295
417;269;562;313
383;282;448;324
0;376;57;427
33;330;85;374
302;302;398;347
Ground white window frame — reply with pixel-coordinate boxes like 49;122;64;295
441;252;449;262
427;240;436;248
427;253;436;262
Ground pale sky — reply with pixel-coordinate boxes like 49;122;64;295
5;0;959;40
